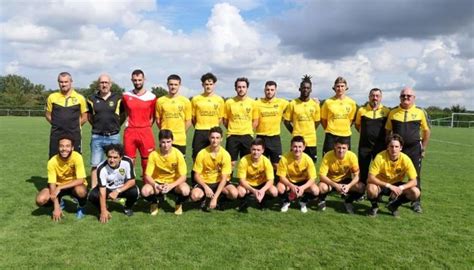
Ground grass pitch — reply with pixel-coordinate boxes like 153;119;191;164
0;116;473;269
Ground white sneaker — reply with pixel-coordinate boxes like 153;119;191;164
300;202;308;213
280;202;290;212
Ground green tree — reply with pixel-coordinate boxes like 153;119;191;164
151;86;168;98
0;75;45;107
450;104;466;113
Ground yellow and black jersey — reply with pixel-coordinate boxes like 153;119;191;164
145;147;187;184
193;146;232;184
369;150;417;184
191;94;225;130
46;90;88;133
385;105;430;147
47;151;87;186
255;98;289;136
277;152;316;183
319;150;359;182
87;92;123;135
321;96;357;136
224;97;258;136
237;154;274;187
355;103;390;148
283;98;320;147
156;95;192;146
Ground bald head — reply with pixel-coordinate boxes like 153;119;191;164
399;87;415;109
97;74;112;96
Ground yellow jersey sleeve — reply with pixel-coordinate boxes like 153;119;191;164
402;154;418;180
145;151;158;177
47;158;58;184
73;152;87;179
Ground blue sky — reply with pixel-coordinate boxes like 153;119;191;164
1;0;473;109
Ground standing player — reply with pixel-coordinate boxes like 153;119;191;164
321;76;357;155
277;136;319;213
87;74;124;187
367;134;420;217
88;144;139;223
190;127;239;211
254;80;289;176
191;73;225;181
45;72;88;158
35;136;88;221
122;69;157;179
355;88;390;186
155;74;192;155
318;137;364;214
385;87;430;213
237;138;278;211
141;130;190;215
284;75;320;162
224;77;258;168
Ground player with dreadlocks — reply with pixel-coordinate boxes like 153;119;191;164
283;75;321;163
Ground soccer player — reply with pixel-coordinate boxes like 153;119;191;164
224;77;258;168
355;88;390;186
191;72;225;160
284;75;320;162
87;74;124;187
254;80;289;174
122;69;157;178
190;127;238;211
155;74;192;155
45;72;88;158
321;76;357;155
35;136;88;221
88;144;139;223
277;136;319;213
366;134;420;217
237;138;278;212
318;137;364;214
385;87;430;213
141;129;190;216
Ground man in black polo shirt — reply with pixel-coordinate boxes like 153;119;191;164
87;74;124;187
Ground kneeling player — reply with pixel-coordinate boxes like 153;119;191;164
35;135;88;221
88;144;139;223
237;138;278;212
190;126;238;211
366;134;420;217
318;137;364;214
142;129;190;215
277;136;319;213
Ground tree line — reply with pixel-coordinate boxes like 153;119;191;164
0;74;469;118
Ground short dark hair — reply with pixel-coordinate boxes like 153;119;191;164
369;88;382;95
201;72;217;83
159;129;174;140
167;74;181;83
58;134;75;146
332;76;349;91
209;126;223;137
334;136;350;146
265;81;277;88
104;144;125;157
234;77;249;88
251;137;265;149
386;133;404;147
131;69;145;77
291;135;305;145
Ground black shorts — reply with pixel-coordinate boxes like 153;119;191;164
323;133;351;156
226;134;253;161
358;146;384;184
194;181;233;192
173;144;186;156
321;178;352;194
380;181;404;196
192;130;210;159
304;146;318;162
256;135;282;164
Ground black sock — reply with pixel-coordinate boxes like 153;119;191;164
144;195;158;204
390;195;410;208
301;193;316;203
280;192;289;203
319;193;328;202
77;196;87;207
175;194;187;205
344;192;363;203
369;198;379;209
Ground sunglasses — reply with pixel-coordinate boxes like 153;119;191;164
400;94;413;99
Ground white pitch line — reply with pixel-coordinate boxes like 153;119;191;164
431;138;473;147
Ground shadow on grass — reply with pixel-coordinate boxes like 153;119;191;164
26;176;47;191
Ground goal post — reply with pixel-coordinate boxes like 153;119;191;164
451;113;474;128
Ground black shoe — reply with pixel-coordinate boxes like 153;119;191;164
238;200;249;212
367;207;378;217
257;201;267;211
387;201;400;218
412;201;423;213
200;199;210;212
123;208;134;217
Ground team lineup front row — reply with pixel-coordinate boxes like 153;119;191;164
36;128;420;223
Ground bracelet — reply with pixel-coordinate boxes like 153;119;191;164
116;188;121;194
385;183;390;188
399;185;405;191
